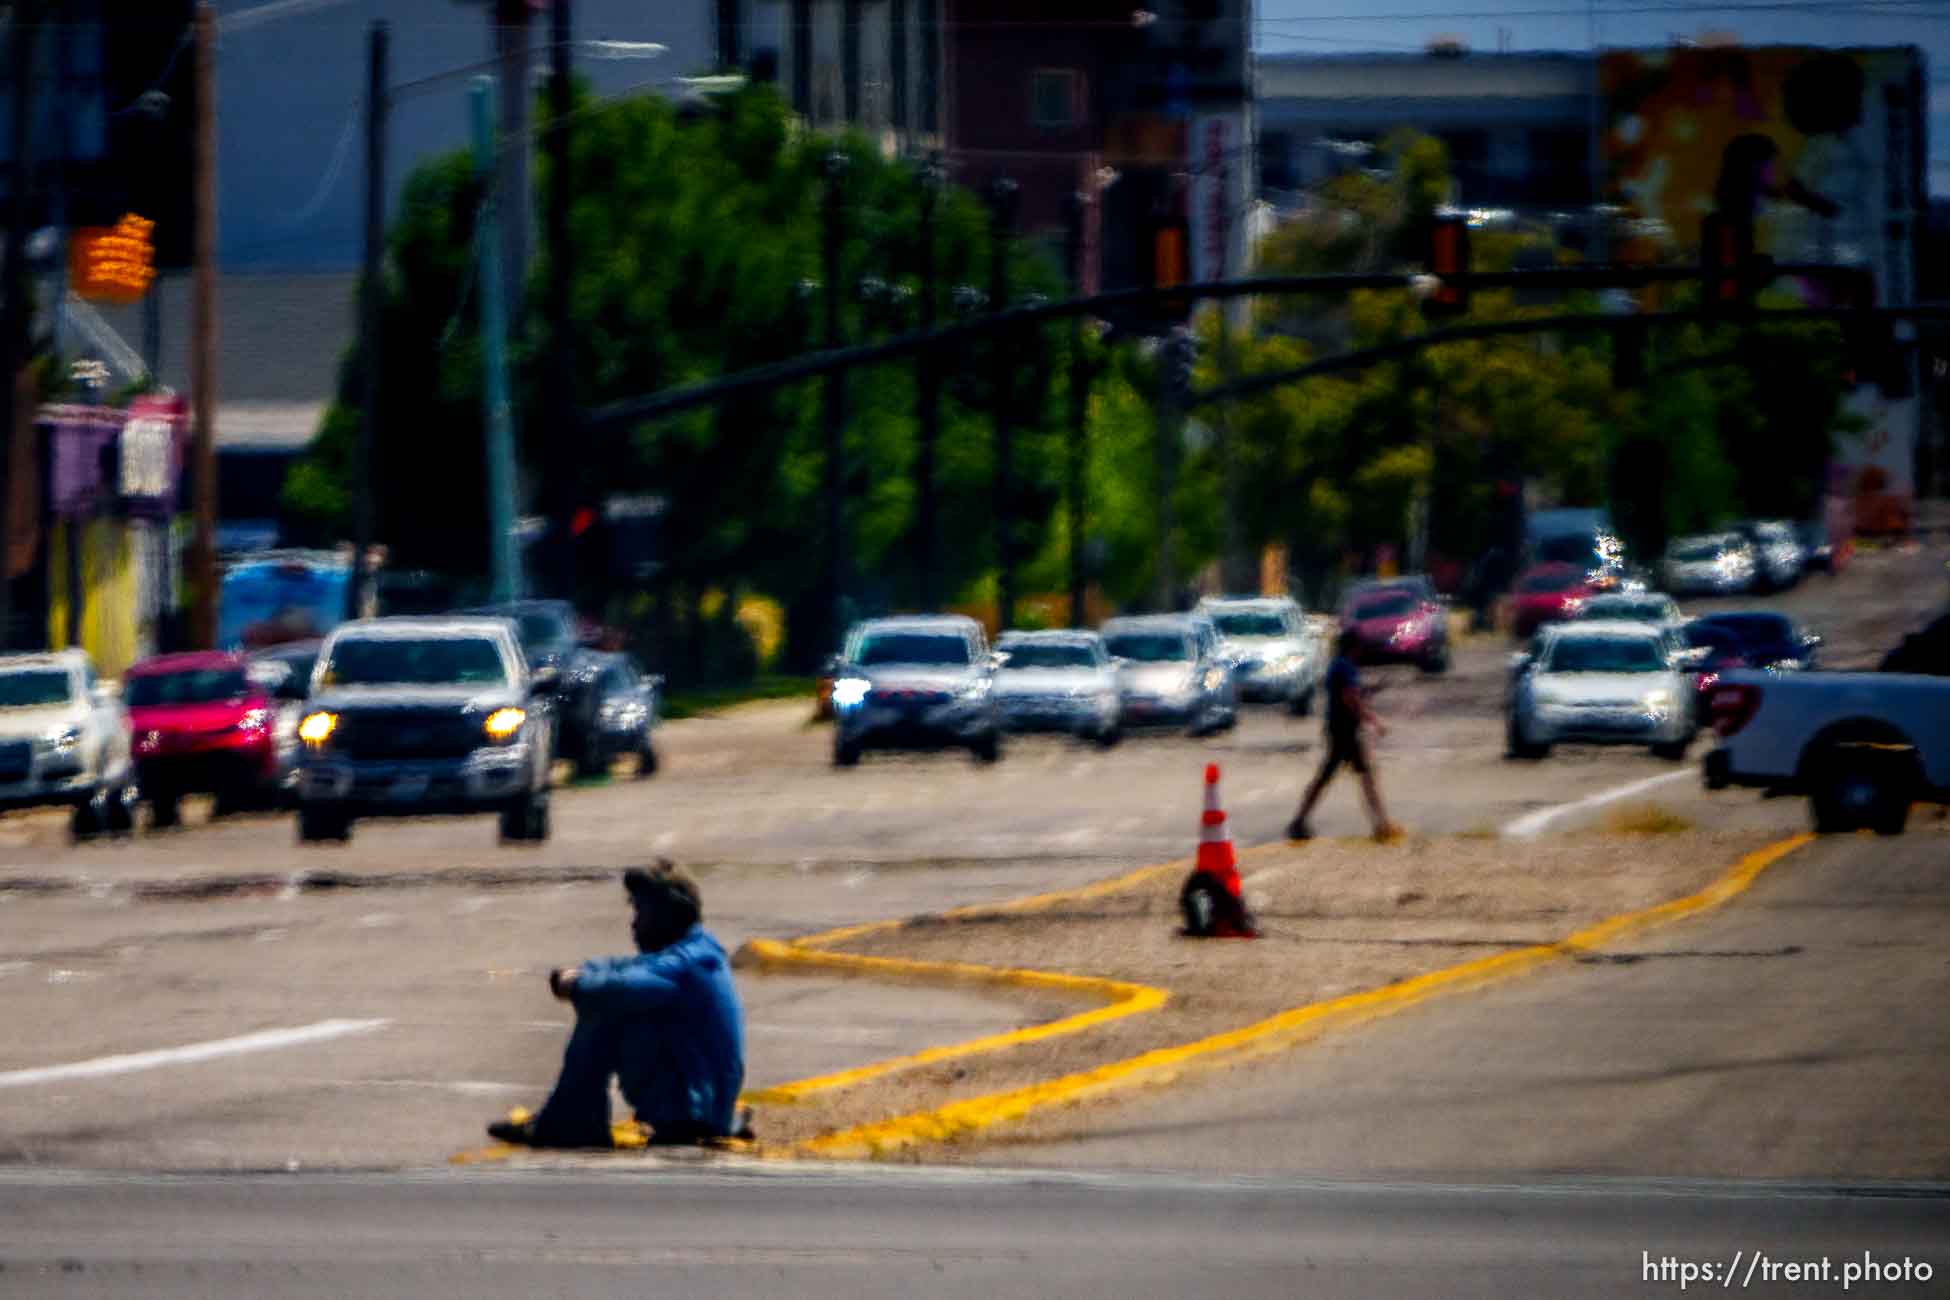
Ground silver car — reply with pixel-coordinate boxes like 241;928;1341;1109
1662;532;1756;597
830;615;1004;766
1571;591;1684;630
1196;595;1324;715
1736;520;1806;592
993;630;1122;745
0;649;138;838
1507;621;1697;760
1101;614;1238;736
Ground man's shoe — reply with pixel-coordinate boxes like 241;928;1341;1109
486;1114;610;1149
1373;822;1405;844
1286;816;1314;842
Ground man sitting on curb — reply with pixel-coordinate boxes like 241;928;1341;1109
489;861;749;1148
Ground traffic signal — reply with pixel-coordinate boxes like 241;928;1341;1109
1152;221;1191;325
1424;215;1470;318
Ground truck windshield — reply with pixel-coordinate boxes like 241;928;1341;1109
125;669;251;707
0;670;72;708
1001;643;1096;669
1104;633;1192;663
856;634;970;667
322;638;509;687
1211;612;1288;637
1547;636;1665;673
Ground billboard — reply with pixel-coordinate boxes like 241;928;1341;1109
1601;45;1927;499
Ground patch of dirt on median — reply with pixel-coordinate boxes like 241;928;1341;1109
744;828;1787;1154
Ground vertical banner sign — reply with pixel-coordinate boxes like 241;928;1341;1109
120;393;188;516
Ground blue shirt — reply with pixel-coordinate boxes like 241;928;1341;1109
568;925;746;1136
1325;655;1361;736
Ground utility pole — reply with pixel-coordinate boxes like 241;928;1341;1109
0;1;41;651
473;77;521;603
988;177;1018;633
1064;191;1090;628
350;20;388;621
544;0;576;600
492;0;533;328
188;3;219;649
1216;306;1251;592
914;155;942;610
821;152;849;649
1155;329;1191;612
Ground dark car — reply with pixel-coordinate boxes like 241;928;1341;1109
1679;613;1821;716
582;653;662;778
294;617;555;844
464;599;611;776
247;639;323;805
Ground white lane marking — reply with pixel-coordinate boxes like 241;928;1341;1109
1500;768;1692;838
0;1018;390;1090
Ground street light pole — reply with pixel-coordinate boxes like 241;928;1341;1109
187;2;219;649
988;177;1018;633
350;20;388;621
544;0;577;601
472;77;521;604
914;155;942;611
1065;190;1090;629
822;152;850;650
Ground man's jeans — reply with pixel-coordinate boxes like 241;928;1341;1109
532;1011;712;1146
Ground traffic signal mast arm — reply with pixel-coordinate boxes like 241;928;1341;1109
584;263;1922;433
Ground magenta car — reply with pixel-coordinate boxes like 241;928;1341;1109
1341;584;1450;674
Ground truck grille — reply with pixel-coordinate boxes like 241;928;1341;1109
335;711;483;761
0;740;30;782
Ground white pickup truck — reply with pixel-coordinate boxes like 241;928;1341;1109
1704;655;1950;835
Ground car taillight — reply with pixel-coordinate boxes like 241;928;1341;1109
1709;683;1763;737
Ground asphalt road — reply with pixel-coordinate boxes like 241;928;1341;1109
0;1165;1943;1299
974;829;1950;1182
0;540;1942;1184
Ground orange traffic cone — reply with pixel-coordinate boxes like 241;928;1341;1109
1180;763;1257;938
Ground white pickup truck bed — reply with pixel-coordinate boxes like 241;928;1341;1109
1705;669;1950;834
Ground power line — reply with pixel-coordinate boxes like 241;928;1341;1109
1255;1;1950;22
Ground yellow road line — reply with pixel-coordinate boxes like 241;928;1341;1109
795;832;1816;1160
738;940;1167;1105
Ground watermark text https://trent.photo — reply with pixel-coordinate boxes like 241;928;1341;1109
1642;1250;1936;1290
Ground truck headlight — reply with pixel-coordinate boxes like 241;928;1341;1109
831;677;870;710
483;707;526;742
44;725;81;752
1641;689;1673;720
298;711;338;745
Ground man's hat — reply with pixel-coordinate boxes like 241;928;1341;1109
624;859;701;930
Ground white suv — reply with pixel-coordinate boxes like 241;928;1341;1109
0;650;138;837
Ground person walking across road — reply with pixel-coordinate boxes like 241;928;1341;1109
1288;628;1402;843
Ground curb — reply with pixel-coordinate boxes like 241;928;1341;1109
793;832;1815;1160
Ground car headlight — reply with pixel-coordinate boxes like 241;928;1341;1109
44;725;81;752
1641;689;1674;719
237;708;270;733
1276;653;1304;673
483;707;526;742
831;677;870;710
298;711;339;745
1202;668;1226;691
